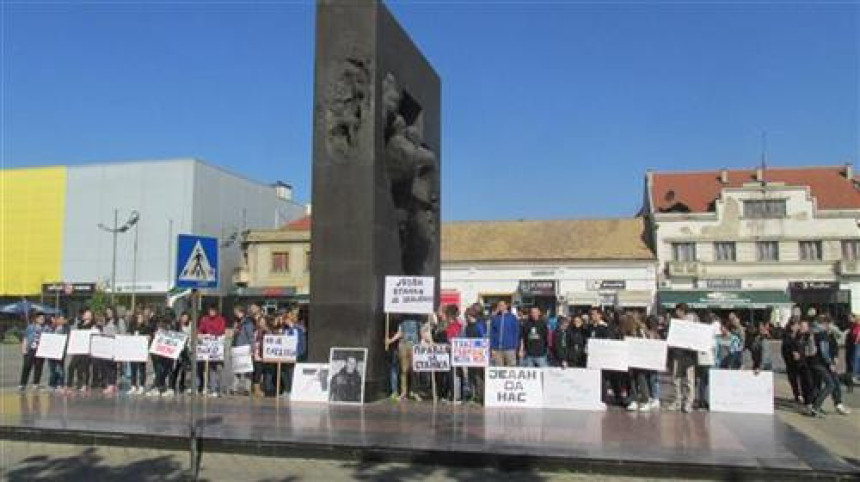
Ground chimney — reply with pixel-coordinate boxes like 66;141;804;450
720;168;729;184
273;181;293;201
755;167;764;182
845;162;854;180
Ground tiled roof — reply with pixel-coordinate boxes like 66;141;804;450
651;166;860;213
282;215;311;231
441;218;654;263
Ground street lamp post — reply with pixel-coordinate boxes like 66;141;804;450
98;210;140;309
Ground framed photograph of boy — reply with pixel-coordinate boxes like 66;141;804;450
328;347;367;404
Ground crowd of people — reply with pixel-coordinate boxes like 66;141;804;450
18;302;307;399
15;298;858;417
386;301;858;417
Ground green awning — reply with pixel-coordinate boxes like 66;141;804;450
658;290;791;309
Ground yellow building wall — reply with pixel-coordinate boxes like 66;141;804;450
0;167;66;295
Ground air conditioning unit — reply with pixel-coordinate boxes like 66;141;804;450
838;260;860;276
668;261;700;278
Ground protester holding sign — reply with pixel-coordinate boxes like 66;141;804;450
99;312;120;396
252;314;274;397
147;316;179;397
278;310;306;397
197;305;226;397
230;305;256;396
668;304;698;413
461;304;487;402
168;312;193;395
18;313;47;392
490;301;519;367
127;312;152;395
66;308;94;393
46;315;69;391
386;317;423;401
621;314;655;411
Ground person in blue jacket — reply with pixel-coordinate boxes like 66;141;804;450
490;301;519;367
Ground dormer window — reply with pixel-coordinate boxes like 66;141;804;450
743;200;786;219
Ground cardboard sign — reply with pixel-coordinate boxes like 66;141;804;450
149;330;188;360
709;369;774;415
485;368;543;408
113;335;149;362
90;335;115;360
451;338;489;367
67;329;94;355
626;338;668;372
196;335;225;362
586;339;629;372
290;363;330;403
35;333;67;360
262;334;298;362
412;344;451;372
384;276;435;314
542;368;605;411
667;319;715;352
231;345;254;374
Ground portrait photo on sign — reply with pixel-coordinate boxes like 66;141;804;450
328;348;367;404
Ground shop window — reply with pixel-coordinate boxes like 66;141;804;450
271;252;289;273
743;200;786;219
756;241;779;262
714;242;736;262
672;242;697;262
841;240;860;261
799;241;823;261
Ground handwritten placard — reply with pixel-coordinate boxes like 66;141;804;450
114;335;149;362
90;334;115;360
451;338;489;367
412;344;451;372
231;345;254;374
262;334;299;362
586;339;629;372
196;335;225;362
709;369;774;414
35;333;67;360
67;329;95;355
667;319;715;352
626;338;668;372
485;368;543;408
384;276;435;314
149;330;188;360
542;368;605;411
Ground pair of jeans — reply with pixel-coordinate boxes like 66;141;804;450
853;349;860;378
811;363;841;409
153;356;172;390
520;355;549;368
784;360;802;401
281;363;296;394
48;359;65;388
130;362;147;388
388;348;399;396
627;369;651;404
19;350;44;387
66;355;90;389
671;350;696;408
649;372;661;401
196;361;221;393
696;365;710;406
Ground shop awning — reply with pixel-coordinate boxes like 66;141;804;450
615;290;653;308
658;290;792;309
566;291;601;307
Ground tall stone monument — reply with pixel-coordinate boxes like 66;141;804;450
309;0;440;397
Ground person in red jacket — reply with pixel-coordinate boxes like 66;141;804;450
197;305;226;397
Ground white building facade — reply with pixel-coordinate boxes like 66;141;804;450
645;165;860;324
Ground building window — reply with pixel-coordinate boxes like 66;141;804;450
271;252;289;273
714;242;736;262
799;241;823;261
756;241;779;261
842;240;860;261
743;200;786;219
672;243;697;262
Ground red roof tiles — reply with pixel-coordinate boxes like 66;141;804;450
651;166;860;213
283;215;311;231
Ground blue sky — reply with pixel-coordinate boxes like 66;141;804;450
3;1;857;220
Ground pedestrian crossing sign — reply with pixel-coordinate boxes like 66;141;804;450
175;234;219;289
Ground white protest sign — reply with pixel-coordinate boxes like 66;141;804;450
67;329;95;355
196;335;225;362
384;276;435;314
35;333;67;360
263;334;298;362
451;338;489;367
412;344;451;372
149;330;188;360
290;363;330;403
709;369;774;415
113;335;149;362
485;368;543;408
89;335;115;360
586;339;629;372
542;368;606;411
625;338;668;372
667;319;715;352
231;345;254;374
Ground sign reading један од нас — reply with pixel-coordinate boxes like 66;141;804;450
384;276;435;314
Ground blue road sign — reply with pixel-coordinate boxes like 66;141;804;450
175;234;219;289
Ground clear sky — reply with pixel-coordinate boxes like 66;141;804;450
3;1;857;221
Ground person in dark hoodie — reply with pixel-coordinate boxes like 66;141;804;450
554;316;586;368
231;304;256;396
806;315;851;417
461;304;487;403
781;319;804;405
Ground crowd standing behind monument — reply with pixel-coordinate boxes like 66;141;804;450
14;299;858;418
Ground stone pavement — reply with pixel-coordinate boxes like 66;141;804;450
0;440;663;482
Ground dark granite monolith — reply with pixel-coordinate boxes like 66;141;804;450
309;0;440;399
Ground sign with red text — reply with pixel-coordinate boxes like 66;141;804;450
149;330;188;360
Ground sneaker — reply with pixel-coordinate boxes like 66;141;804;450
79;386;89;393
184;389;192;395
626;402;639;411
639;400;655;411
161;389;175;398
18;385;25;392
835;404;851;415
146;388;161;397
666;402;681;412
650;399;661;410
207;391;220;398
103;386;116;396
682;404;693;413
809;408;826;418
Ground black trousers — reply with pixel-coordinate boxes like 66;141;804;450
784;360;801;401
19;351;44;387
130;362;147;387
67;355;91;389
280;363;296;394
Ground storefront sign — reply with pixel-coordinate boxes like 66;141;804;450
41;282;96;296
789;281;839;291
587;280;626;291
704;279;742;290
518;280;556;296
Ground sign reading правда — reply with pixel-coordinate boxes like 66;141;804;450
175;234;219;289
412;344;450;372
384;276;434;314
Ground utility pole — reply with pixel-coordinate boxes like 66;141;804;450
111;209;118;304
